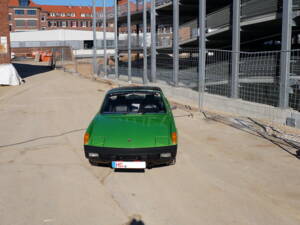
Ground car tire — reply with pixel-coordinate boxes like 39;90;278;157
168;158;176;166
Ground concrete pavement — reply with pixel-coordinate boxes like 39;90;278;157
0;64;300;225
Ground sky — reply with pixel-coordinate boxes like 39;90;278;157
34;0;115;7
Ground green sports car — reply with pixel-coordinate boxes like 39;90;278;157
84;86;178;169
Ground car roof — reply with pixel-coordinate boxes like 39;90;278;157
107;86;162;94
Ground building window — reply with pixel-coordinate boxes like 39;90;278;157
50;12;55;17
9;25;12;31
71;21;76;27
27;20;37;27
82;21;87;27
42;27;46;30
19;0;29;7
27;10;36;15
81;13;85;17
15;20;26;27
84;40;93;49
62;21;66;27
15;10;25;15
49;21;56;27
8;14;12;21
41;16;46;21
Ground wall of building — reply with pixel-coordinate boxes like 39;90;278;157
8;0;113;32
0;0;11;64
12;46;72;60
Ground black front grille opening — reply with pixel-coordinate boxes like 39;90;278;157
116;155;142;161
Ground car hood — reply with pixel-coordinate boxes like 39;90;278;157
88;114;173;148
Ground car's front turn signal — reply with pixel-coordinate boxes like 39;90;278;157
171;132;177;145
84;133;90;145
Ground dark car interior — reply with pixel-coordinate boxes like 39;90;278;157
101;92;167;114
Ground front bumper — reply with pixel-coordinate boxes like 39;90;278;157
84;145;177;166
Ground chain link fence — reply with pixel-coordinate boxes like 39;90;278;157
239;51;280;107
53;45;300;113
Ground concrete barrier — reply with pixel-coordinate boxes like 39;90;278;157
103;76;300;128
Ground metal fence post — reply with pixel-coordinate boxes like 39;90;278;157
151;0;157;83
128;0;132;83
61;47;64;70
279;0;292;109
104;0;107;78
92;0;97;76
75;56;78;74
143;0;148;84
114;0;119;79
173;0;179;87
231;0;240;98
199;0;206;110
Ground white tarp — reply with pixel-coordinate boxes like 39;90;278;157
0;64;22;86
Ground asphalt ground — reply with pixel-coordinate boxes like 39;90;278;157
0;62;300;225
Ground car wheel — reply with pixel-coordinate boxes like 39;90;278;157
168;158;176;166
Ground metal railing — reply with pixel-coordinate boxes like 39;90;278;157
11;40;115;51
205;49;232;97
156;0;300;48
239;50;280;107
157;33;172;48
207;6;231;30
106;0;150;19
55;46;300;116
179;20;198;43
156;0;172;8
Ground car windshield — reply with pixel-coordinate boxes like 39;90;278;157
101;91;167;114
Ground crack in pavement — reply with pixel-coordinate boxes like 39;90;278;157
100;170;113;185
0;129;85;149
61;133;131;220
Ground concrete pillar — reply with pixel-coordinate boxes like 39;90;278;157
114;0;119;79
103;0;107;78
143;0;148;84
92;0;97;75
151;0;157;83
198;0;206;110
128;0;132;83
231;0;240;98
173;0;179;86
279;0;292;109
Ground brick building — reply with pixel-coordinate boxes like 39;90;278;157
8;0;112;32
0;0;11;64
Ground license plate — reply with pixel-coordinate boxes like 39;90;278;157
112;161;146;169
